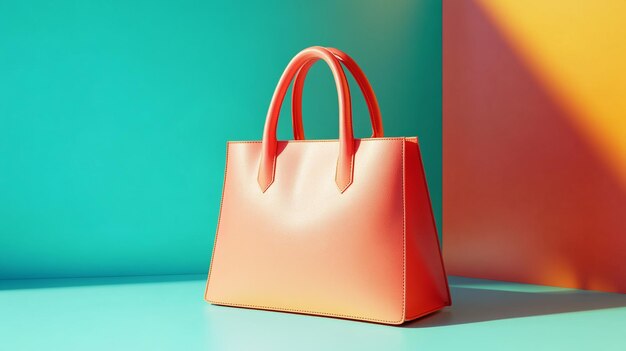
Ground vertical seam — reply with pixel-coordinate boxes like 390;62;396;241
401;138;407;322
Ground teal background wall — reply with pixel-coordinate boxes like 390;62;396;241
0;0;441;279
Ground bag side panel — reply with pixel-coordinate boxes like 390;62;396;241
404;138;451;321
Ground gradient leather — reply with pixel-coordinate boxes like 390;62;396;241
205;47;450;324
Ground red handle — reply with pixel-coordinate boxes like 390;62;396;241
258;46;355;193
291;48;384;139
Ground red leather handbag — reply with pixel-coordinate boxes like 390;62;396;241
205;46;450;324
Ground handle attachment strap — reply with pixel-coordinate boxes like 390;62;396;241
258;46;354;193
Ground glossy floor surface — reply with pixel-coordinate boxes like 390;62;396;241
1;275;624;350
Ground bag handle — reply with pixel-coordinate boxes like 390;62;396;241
291;48;384;139
258;46;355;193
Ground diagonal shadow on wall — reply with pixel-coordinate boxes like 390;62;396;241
442;0;626;293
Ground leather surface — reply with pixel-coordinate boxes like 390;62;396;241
205;47;450;324
207;138;406;324
404;138;451;320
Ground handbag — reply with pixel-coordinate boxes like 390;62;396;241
205;46;450;324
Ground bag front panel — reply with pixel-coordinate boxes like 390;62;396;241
206;138;406;324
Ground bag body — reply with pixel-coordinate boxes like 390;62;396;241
205;47;450;324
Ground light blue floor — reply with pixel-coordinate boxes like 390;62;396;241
1;275;624;350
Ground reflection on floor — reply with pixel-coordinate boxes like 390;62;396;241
1;275;624;350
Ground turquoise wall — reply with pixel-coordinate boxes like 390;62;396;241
0;0;441;279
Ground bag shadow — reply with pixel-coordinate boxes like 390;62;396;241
405;276;626;328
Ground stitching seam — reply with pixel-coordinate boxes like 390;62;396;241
207;300;397;324
227;137;410;144
401;139;406;323
206;138;406;324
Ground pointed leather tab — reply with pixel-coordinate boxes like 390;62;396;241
335;155;354;193
258;157;275;193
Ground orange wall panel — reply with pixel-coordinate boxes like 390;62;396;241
443;0;626;293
